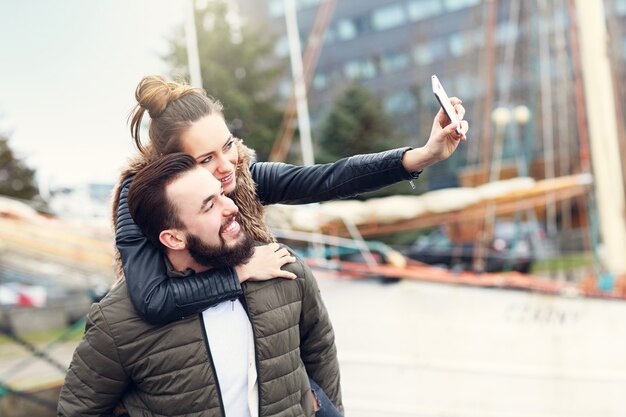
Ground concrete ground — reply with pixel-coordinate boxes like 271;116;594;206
320;277;626;417
2;277;625;417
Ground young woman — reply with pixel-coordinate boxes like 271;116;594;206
113;75;467;416
114;75;467;325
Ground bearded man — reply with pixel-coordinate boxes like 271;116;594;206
57;153;342;417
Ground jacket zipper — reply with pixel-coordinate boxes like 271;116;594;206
239;290;262;417
199;313;227;417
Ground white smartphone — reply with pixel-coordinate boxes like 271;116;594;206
431;75;461;134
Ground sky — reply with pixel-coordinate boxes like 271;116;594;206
0;0;188;187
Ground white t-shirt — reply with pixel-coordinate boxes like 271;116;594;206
202;299;258;417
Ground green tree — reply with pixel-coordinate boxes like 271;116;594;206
0;133;39;200
163;0;284;161
317;83;410;197
317;83;404;163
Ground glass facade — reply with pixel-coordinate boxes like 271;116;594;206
344;58;377;80
371;4;407;31
336;18;357;41
384;90;417;115
237;0;625;190
407;0;443;21
413;38;446;66
380;51;411;73
444;0;481;12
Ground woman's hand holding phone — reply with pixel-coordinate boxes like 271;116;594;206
400;76;470;172
431;75;468;137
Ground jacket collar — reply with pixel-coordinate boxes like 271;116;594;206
164;257;196;279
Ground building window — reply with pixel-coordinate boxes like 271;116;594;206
448;33;466;57
381;51;410;73
467;29;485;48
344;59;377;79
268;0;322;18
297;0;322;9
553;9;568;30
407;0;443;21
413;38;446;65
413;44;434;65
371;3;407;31
496;21;519;44
384;90;417;114
453;74;482;99
353;14;372;34
313;72;329;90
444;0;480;12
268;0;284;17
274;35;289;58
337;18;357;41
278;79;292;100
419;82;437;106
448;29;483;56
494;64;525;92
324;27;336;44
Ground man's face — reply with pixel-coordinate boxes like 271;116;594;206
165;167;252;266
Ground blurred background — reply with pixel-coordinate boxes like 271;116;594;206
1;0;626;416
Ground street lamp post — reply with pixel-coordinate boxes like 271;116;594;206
489;106;511;183
512;104;532;177
490;105;532;181
480;105;532;273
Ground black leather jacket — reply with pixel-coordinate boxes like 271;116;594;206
116;147;419;324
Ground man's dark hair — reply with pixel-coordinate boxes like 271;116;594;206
128;153;197;252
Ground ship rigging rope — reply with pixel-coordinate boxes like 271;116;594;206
0;382;58;411
0;317;86;405
0;317;86;380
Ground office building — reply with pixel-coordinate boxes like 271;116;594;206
235;0;626;190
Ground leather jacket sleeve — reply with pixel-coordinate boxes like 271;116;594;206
251;147;416;205
116;176;243;325
116;147;417;325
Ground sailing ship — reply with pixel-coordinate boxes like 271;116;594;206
2;1;626;416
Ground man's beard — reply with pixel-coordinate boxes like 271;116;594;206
186;230;254;269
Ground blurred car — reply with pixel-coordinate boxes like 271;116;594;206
402;221;554;273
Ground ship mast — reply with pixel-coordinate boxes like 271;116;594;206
573;0;626;275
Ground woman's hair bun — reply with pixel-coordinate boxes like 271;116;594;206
135;75;190;118
129;75;217;156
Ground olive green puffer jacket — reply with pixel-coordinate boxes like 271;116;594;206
57;258;342;417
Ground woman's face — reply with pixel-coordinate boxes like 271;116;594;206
179;114;239;195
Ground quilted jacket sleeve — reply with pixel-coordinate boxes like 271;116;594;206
252;147;416;205
57;304;128;417
297;258;343;414
116;176;243;325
